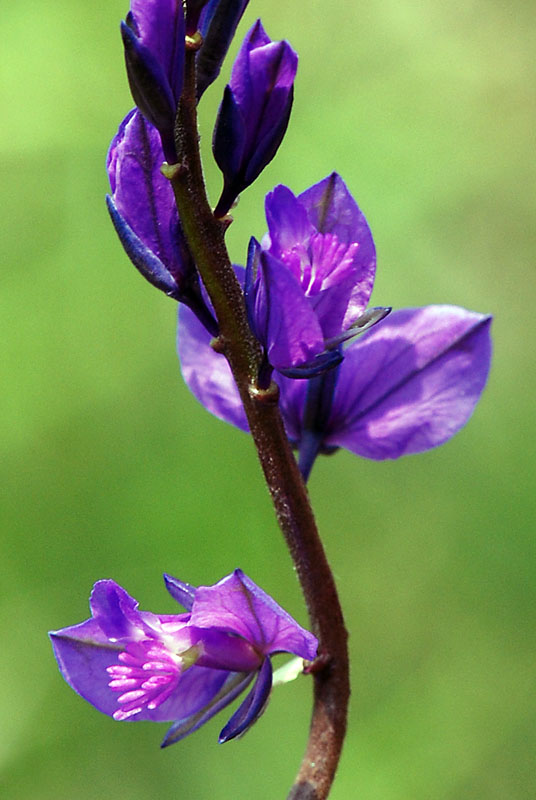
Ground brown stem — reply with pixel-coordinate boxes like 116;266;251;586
168;45;350;800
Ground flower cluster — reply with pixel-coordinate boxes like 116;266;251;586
51;0;493;754
50;570;317;746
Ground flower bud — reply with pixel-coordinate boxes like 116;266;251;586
120;1;186;162
213;20;297;217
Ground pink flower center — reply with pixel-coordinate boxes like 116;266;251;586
280;232;358;297
107;640;196;721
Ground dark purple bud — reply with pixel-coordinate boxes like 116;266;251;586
121;21;177;162
107;110;188;294
127;2;185;102
196;0;250;100
213;20;297;217
120;1;186;162
107;110;217;334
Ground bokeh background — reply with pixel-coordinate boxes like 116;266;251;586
2;1;534;798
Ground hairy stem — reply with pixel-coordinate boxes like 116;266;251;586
168;44;350;800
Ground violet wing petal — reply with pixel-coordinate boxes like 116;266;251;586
89;580;141;640
177;304;249;431
255;251;325;371
328;306;492;460
218;657;273;742
311;270;363;340
265;184;315;256
107;108;136;194
163;573;197;611
161;670;254;746
50;620;238;724
50;619;130;718
89;580;167;642
149;665;235;722
107;111;181;274
191;569;318;660
299;173;376;321
106;195;180;297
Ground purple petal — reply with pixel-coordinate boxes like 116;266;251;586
276;348;343;380
218;657;272;742
243;40;297;154
228;19;265;112
311;270;363;339
299;173;376;322
153;665;235;723
243;86;293;185
89;580;178;642
327;306;492;459
130;0;185;101
50;619;235;723
89;580;142;640
177;304;249;431
273;374;308;444
106;195;180;296
121;21;177;145
254;251;325;370
163;573;196;611
107;111;182;278
265;185;314;256
212;86;247;178
50;619;130;717
161;670;254;746
190;569;318;660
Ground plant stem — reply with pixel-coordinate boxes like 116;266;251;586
168;45;350;800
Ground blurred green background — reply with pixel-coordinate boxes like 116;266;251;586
1;1;534;798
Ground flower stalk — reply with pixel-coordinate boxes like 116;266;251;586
167;43;349;800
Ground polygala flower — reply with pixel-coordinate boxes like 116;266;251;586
106;109;217;333
177;173;492;477
120;0;186;162
213;20;298;217
244;173;390;378
49;570;317;746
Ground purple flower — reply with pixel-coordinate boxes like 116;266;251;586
120;0;185;162
106;109;217;333
177;301;492;478
244;173;390;379
49;570;317;746
213;20;298;217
